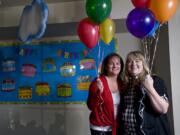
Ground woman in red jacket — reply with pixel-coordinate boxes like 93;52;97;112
87;53;124;135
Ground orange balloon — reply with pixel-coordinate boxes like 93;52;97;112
149;0;178;23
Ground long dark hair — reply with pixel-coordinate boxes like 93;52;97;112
100;52;124;80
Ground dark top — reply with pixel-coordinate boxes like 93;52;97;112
118;75;171;135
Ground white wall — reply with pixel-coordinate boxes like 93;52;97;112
0;0;133;27
168;5;180;135
1;0;179;135
0;1;137;135
116;33;141;60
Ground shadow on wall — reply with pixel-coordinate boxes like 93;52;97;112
0;112;13;135
48;113;65;135
0;104;90;135
0;112;47;135
25;120;46;135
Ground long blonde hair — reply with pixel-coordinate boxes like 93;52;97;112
124;51;150;84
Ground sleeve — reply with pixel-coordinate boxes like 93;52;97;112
153;75;169;102
86;78;101;111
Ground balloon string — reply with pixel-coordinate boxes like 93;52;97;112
97;41;105;76
141;38;149;66
146;37;153;69
145;38;149;66
96;41;101;76
86;42;100;77
100;46;104;71
99;92;105;123
150;24;161;72
141;39;146;61
96;41;106;123
98;41;101;66
148;37;153;67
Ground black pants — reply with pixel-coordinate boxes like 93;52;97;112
90;129;112;135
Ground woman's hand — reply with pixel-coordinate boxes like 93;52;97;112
142;74;154;92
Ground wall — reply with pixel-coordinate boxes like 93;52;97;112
168;5;180;135
0;0;178;134
0;1;139;135
0;0;133;27
0;104;90;135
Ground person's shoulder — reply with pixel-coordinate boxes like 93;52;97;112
151;74;163;81
151;74;166;89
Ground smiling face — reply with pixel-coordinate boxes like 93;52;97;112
125;51;150;81
127;58;144;77
106;56;121;76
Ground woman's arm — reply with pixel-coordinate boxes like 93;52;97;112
87;78;103;110
142;75;169;114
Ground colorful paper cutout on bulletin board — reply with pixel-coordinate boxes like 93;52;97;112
0;39;117;103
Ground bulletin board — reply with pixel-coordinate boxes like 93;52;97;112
0;39;117;103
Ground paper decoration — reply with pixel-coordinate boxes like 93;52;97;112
0;40;116;103
21;64;36;77
57;83;72;97
60;62;76;77
2;59;16;72
42;58;56;72
2;79;16;92
79;58;95;70
18;0;48;42
77;75;93;90
35;82;50;96
18;86;32;99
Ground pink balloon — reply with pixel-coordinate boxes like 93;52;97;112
77;18;99;49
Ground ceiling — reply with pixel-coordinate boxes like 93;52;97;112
0;0;83;7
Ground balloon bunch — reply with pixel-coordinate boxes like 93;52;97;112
77;0;115;49
126;0;178;39
126;0;178;72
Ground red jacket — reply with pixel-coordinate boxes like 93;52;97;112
87;75;121;135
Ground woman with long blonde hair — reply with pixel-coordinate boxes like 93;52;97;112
119;51;170;135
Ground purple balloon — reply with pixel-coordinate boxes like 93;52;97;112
126;8;155;38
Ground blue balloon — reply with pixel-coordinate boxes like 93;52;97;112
126;8;155;39
147;21;159;37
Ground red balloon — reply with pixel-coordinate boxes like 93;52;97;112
77;18;99;49
131;0;150;8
